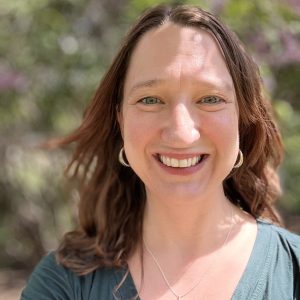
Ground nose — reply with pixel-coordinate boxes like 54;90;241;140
161;103;200;147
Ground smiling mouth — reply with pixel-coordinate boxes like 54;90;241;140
158;154;206;168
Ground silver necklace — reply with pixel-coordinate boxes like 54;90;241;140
143;205;234;300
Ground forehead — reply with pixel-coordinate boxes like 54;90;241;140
124;22;234;95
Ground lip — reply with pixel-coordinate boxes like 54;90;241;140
154;153;209;176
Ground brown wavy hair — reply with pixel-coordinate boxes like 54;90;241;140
52;4;284;275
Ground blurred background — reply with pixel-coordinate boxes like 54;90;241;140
1;0;300;298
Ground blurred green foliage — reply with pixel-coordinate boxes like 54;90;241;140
1;0;300;271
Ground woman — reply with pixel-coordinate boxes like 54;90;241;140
21;4;300;300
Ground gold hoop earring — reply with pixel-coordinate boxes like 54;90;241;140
233;150;243;169
118;147;130;167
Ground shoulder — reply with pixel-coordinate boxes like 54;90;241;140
21;251;125;300
258;218;300;254
257;218;300;274
233;219;300;299
21;252;74;300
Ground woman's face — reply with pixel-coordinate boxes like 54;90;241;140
119;22;239;201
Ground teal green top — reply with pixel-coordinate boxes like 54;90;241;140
21;219;300;299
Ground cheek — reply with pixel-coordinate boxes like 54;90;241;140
124;120;141;143
204;111;239;149
122;111;156;155
124;113;144;138
203;111;239;179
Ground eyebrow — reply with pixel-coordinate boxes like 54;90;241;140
127;77;233;96
128;78;166;96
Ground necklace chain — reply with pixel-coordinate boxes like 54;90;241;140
143;204;234;300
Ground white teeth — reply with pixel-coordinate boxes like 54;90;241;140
179;159;188;168
166;157;171;166
171;158;179;167
159;155;203;168
161;156;171;166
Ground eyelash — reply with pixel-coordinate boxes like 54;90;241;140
137;95;225;105
198;95;225;105
138;96;163;105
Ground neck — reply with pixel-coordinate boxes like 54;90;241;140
143;189;234;258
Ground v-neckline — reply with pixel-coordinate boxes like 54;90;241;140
115;219;274;300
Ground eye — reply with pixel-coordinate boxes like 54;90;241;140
199;95;224;105
138;96;162;105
